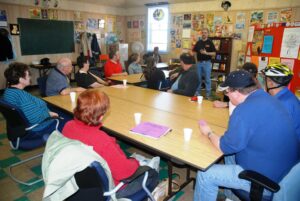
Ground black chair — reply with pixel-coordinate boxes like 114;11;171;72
147;69;167;90
232;170;280;201
37;75;48;97
0;99;58;186
232;162;300;201
66;161;158;201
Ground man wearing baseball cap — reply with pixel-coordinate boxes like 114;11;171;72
194;70;299;201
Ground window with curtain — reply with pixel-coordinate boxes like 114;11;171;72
147;5;169;52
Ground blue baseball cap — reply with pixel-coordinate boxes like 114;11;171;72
219;70;256;91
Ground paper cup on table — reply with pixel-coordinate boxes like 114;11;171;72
134;113;142;125
70;92;76;102
183;128;193;142
197;96;203;104
123;79;127;86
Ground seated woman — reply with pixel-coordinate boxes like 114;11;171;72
144;57;168;90
75;56;109;88
3;62;64;143
128;53;143;74
62;90;158;198
104;50;127;77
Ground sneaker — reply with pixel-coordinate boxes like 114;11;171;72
147;156;160;173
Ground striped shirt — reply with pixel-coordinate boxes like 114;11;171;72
3;88;52;131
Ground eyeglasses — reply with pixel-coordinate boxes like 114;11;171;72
224;89;234;95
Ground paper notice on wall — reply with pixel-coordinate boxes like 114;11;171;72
245;56;251;62
258;57;268;71
182;29;191;38
247;26;255;42
280;28;300;59
280;58;295;70
269;57;280;64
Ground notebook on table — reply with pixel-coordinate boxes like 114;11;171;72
130;122;172;139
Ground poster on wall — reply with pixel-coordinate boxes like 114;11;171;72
267;11;278;24
87;18;98;30
106;17;115;32
182;39;190;49
223;13;233;24
280;27;300;59
29;8;41;19
250;10;264;25
41;9;48;19
280;8;292;23
74;11;83;21
235;12;245;29
0;10;8;27
206;13;214;34
281;58;295;70
252;30;264;55
132;20;139;28
48;9;58;20
182;29;191;38
9;24;20;35
258;57;268;71
213;16;223;37
262;35;274;54
247;26;255;42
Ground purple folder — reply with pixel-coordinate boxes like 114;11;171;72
130;122;171;139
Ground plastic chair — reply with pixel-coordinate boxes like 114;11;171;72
37;75;48;97
0;99;58;186
232;161;300;201
66;162;158;201
147;69;167;90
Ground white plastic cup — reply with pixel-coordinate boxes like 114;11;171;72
70;92;76;102
134;113;142;125
197;96;203;104
123;79;127;86
183;128;193;142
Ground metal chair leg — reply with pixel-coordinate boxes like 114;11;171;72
8;153;43;186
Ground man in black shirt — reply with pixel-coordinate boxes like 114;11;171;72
193;28;216;99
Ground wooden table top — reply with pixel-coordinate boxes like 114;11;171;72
108;73;144;84
44;88;227;170
98;85;229;128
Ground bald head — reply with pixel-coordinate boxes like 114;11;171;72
57;57;72;75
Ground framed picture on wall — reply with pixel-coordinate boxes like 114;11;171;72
0;10;8;27
9;24;20;35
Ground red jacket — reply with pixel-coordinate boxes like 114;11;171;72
62;119;139;185
104;60;123;77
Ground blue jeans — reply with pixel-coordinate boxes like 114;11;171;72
194;164;251;201
196;61;212;97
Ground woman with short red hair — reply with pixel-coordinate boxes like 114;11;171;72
62;90;158;197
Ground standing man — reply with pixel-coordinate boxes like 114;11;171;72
193;70;299;201
45;57;85;96
193;28;216;99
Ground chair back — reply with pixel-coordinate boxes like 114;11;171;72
0;99;29;141
273;162;300;201
66;161;107;201
37;75;48;97
147;69;166;90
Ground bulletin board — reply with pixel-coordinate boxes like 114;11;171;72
246;25;300;93
18;18;75;55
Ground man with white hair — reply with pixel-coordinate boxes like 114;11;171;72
46;57;85;96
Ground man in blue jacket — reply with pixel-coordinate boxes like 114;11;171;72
261;63;300;141
194;70;299;201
